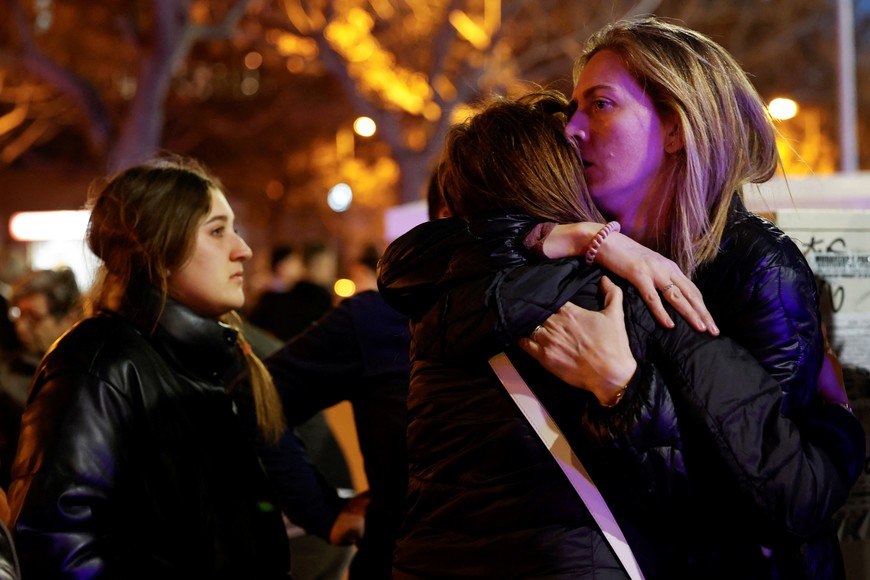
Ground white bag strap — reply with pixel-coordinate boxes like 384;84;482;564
489;352;645;580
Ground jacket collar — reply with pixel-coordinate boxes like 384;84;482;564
378;215;541;320
110;287;245;387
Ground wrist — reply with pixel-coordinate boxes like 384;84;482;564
585;221;621;265
541;222;602;259
597;362;636;407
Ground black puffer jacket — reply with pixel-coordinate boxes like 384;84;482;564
696;197;823;415
8;295;290;579
696;199;839;578
378;216;864;579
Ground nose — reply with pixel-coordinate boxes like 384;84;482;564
565;108;589;142
232;233;253;262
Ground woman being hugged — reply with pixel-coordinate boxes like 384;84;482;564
7;156;290;578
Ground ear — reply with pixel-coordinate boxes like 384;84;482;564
662;113;684;154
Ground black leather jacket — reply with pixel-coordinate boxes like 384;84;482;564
8;294;290;579
378;216;864;579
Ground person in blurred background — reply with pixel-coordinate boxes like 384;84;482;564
0;268;82;490
249;241;335;342
249;245;304;317
347;244;381;294
244;244;358;580
240;320;358;580
0;286;19;356
262;247;411;580
250;169;451;579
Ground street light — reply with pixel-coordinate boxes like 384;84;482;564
353;117;376;137
768;98;799;121
328;183;353;212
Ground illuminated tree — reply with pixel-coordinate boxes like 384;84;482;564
0;0;867;211
0;0;260;171
257;0;670;203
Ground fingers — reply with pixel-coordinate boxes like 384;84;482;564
678;283;718;336
599;276;624;320
641;285;675;329
519;337;543;360
658;277;719;336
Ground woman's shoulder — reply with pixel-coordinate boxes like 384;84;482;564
722;205;810;273
701;205;818;315
697;207;814;300
38;314;156;388
51;313;144;352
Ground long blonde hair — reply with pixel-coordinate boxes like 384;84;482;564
575;17;779;276
86;155;286;443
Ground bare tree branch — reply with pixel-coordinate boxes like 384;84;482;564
7;0;110;153
108;0;253;170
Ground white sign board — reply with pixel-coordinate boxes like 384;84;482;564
774;209;870;373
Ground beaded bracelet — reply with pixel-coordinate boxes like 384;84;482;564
584;221;621;265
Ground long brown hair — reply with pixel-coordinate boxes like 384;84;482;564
441;90;604;225
86;155;285;443
574;17;779;276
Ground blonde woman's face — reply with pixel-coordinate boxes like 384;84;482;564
168;188;252;318
567;50;674;219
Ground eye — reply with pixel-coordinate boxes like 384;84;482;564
592;98;611;111
211;226;225;236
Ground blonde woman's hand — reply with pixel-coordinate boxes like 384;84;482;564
519;276;637;405
595;232;717;335
538;223;718;335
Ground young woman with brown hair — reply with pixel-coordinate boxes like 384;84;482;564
7;156;291;578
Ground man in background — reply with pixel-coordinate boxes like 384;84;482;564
0;268;82;489
249;242;335;341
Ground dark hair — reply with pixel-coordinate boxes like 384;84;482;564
440;90;603;225
426;162;446;220
301;241;330;267
86;155;218;314
270;245;295;272
357;244;381;272
12;268;82;319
